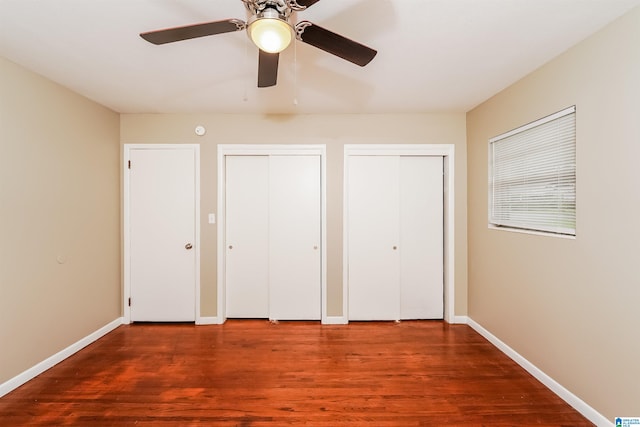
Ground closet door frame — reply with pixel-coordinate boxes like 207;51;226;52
343;144;456;324
217;145;327;324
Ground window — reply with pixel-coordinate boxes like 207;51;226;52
489;106;576;236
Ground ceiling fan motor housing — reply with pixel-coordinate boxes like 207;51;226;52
247;5;290;26
243;0;296;20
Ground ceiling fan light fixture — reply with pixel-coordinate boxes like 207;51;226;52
247;9;293;53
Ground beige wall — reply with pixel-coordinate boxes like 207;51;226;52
0;57;121;384
466;7;640;419
120;113;468;318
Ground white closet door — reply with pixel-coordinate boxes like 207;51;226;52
348;156;401;320
129;148;196;321
269;155;321;320
399;156;443;319
347;155;444;321
225;156;269;318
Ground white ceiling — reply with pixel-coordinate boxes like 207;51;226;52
1;0;639;114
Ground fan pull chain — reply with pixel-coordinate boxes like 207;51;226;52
293;38;298;106
243;35;249;102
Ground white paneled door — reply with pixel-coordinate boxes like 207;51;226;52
128;146;197;322
347;155;443;321
225;155;321;320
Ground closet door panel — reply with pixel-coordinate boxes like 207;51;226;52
269;155;322;320
399;156;444;319
348;156;400;320
225;156;270;318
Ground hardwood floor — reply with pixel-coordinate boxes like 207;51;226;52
0;320;593;426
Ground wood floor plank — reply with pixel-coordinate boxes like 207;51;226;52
0;320;593;426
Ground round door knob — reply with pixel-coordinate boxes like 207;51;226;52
393;246;397;250
185;243;193;250
228;245;233;250
313;245;318;250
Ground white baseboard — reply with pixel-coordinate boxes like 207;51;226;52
450;315;469;324
323;316;465;325
323;316;348;325
467;317;611;427
0;317;124;398
196;316;220;325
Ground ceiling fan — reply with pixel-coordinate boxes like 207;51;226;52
140;0;377;88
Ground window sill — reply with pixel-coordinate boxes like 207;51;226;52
488;224;576;240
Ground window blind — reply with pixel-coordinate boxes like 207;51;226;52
489;106;576;236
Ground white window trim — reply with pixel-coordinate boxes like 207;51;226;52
489;106;575;143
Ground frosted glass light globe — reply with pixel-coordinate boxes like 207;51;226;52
248;17;292;53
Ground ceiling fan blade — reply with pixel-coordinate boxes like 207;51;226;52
140;19;245;45
293;0;322;8
258;50;279;88
295;21;377;67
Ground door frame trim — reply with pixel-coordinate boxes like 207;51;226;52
343;144;455;323
123;144;201;324
217;144;327;324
